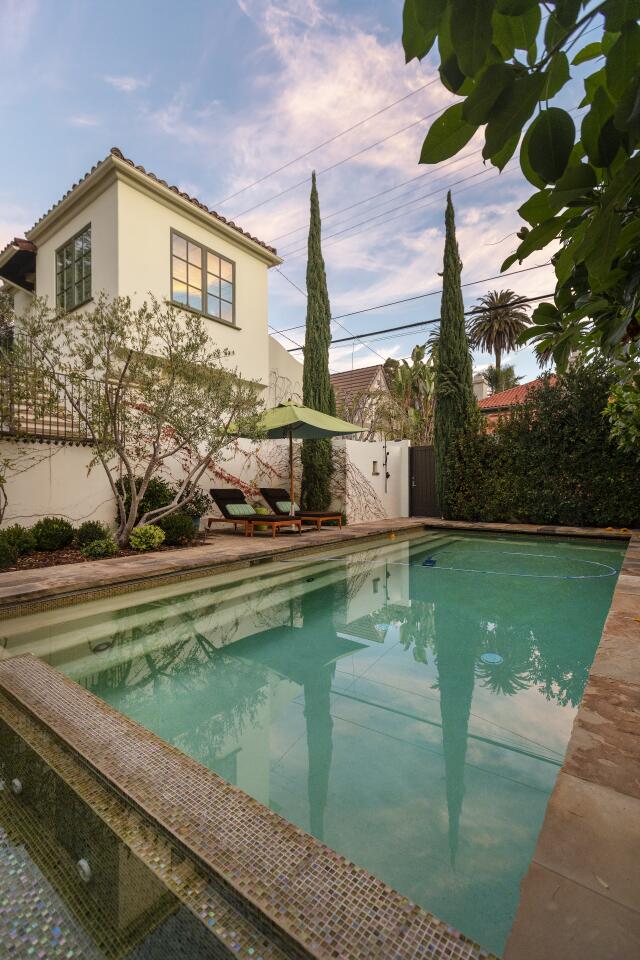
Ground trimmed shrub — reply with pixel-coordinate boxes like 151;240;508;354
117;476;212;523
443;360;640;528
32;517;75;552
2;524;37;555
76;520;110;547
81;537;118;559
0;534;19;569
129;524;165;552
157;511;196;545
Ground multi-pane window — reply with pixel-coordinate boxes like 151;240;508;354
171;232;234;324
56;226;91;311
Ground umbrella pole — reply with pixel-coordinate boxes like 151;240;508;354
289;429;295;516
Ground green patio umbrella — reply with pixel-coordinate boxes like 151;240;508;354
250;402;365;516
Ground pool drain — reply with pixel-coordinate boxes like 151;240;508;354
480;653;504;665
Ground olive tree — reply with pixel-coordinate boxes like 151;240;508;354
16;294;262;545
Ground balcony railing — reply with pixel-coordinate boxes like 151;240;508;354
0;336;102;445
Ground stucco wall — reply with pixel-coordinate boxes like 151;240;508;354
268;336;303;405
116;178;272;387
336;438;410;523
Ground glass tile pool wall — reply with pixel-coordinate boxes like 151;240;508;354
1;531;624;955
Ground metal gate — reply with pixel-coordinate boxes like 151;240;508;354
409;445;439;517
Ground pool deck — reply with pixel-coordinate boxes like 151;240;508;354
0;517;638;959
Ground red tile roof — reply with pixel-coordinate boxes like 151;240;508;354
478;376;556;412
330;364;386;404
0;237;37;259
27;148;277;256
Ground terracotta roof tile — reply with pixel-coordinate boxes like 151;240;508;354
478;376;556;411
27;148;277;256
0;237;37;259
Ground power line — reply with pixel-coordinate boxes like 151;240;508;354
272;262;551;334
286;290;553;353
268;149;478;244
233;103;450;219
280;162;490;258
214;78;439;208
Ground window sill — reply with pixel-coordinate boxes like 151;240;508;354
58;296;94;315
167;300;240;330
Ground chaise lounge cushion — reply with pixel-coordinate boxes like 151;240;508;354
260;488;341;518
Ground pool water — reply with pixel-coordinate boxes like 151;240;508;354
6;532;623;955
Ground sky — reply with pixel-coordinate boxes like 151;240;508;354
0;0;600;380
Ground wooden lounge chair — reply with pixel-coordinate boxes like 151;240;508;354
208;489;302;538
259;487;343;530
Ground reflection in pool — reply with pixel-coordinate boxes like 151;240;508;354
3;532;623;955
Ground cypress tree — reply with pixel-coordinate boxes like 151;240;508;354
301;171;334;510
434;193;476;515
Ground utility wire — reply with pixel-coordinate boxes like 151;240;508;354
286;291;553;353
233;103;450;219
215;78;439;208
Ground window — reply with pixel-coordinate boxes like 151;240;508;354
171;232;235;325
56;226;91;311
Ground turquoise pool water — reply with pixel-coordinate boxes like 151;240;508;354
11;531;623;955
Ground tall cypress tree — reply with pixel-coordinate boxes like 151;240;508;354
434;193;476;515
301;171;334;510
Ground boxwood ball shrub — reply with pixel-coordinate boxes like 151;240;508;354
0;533;19;569
157;511;196;545
32;517;75;552
76;520;110;547
2;524;37;556
129;524;165;552
81;537;118;559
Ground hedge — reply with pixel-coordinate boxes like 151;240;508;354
442;360;640;528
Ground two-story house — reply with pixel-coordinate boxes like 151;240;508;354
0;147;302;400
0;148;303;525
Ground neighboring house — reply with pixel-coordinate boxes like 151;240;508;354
472;371;490;401
0;147;303;415
330;364;391;440
478;377;555;429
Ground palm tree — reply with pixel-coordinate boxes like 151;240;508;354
467;289;530;373
483;363;522;394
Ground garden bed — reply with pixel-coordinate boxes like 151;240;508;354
4;539;200;572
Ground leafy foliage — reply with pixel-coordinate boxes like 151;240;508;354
381;345;436;443
81;537;118;559
434;194;478;513
32;517;75;551
76;520;110;546
604;344;640;454
402;1;640;370
0;533;19;569
157;510;196;545
301;171;335;511
129;524;165;552
1;524;36;555
467;289;530;371
443;359;640;527
483;363;522;392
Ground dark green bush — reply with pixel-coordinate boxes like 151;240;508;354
32;517;75;551
157;511;196;545
2;524;36;555
0;534;19;569
81;537;118;559
443;360;640;528
117;476;212;523
76;520;110;546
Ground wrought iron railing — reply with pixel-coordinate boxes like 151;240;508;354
0;337;102;445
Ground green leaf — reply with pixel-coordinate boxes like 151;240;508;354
614;76;640;135
495;0;537;12
440;54;468;93
490;131;519;170
605;22;640;99
572;42;602;65
550;162;597;206
555;0;582;27
525;108;576;183
544;13;570;52
543;52;570;100
462;62;516;123
518;189;554;225
420;103;478;164
615;218;640;256
509;217;564;264
580;67;607;107
403;0;435;62
493;6;540;54
484;71;546;160
519;121;547;188
586;211;622;280
581;85;615;166
603;0;640;32
451;0;496;77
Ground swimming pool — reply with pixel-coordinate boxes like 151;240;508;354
3;530;623;955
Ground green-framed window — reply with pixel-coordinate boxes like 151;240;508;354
56;225;91;311
171;231;235;325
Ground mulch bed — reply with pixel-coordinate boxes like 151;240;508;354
6;541;199;572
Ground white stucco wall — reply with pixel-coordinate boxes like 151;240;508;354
336;438;410;523
268;336;303;405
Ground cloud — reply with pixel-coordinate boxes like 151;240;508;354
67;114;100;127
104;74;150;93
